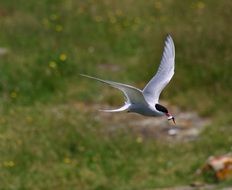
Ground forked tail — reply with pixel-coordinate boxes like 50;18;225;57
99;103;130;112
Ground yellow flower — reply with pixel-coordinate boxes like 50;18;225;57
136;136;143;143
95;16;103;22
109;16;117;24
59;53;67;61
10;91;17;98
64;157;71;164
3;161;15;167
49;61;57;69
79;146;85;152
197;1;205;10
55;25;63;32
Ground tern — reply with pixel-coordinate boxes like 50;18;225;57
81;35;176;124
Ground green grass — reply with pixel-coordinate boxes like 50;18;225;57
0;0;232;189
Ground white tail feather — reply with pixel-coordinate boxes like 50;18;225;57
99;103;130;112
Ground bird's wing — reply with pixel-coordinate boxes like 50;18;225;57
80;74;147;105
142;35;175;104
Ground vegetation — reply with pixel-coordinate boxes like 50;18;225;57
0;0;231;189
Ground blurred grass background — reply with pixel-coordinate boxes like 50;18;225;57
0;0;232;189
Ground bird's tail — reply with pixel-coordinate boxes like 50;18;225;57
99;103;130;112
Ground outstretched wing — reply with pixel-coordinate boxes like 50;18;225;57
143;35;175;104
80;74;147;105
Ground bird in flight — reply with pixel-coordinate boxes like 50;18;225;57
81;35;176;124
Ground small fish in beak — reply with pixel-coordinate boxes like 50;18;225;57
166;113;176;125
168;116;176;124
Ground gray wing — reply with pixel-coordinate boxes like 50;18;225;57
80;74;148;105
142;35;175;104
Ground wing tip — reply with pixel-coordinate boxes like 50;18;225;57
80;73;100;81
80;73;89;78
166;34;173;42
164;33;175;56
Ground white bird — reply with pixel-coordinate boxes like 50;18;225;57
81;35;176;124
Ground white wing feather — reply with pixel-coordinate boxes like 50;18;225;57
80;74;148;106
143;35;175;104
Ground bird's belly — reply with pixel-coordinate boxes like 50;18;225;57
129;105;163;117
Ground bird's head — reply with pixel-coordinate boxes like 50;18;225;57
155;104;176;125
